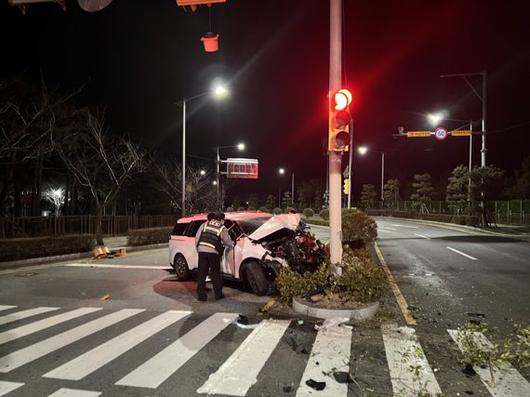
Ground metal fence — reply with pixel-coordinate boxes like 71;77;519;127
362;200;530;225
0;215;177;239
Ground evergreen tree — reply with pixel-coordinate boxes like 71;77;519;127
360;184;377;209
410;173;434;213
247;193;259;210
265;194;276;210
383;178;400;209
510;156;530;199
446;165;469;214
281;191;292;209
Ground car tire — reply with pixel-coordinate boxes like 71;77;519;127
244;261;268;296
173;254;190;280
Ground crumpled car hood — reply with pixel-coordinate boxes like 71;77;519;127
248;213;300;241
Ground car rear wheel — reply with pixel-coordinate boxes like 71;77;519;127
173;254;190;280
244;261;268;296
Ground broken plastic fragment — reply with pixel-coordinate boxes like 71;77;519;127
314;317;349;331
100;294;111;301
333;371;353;383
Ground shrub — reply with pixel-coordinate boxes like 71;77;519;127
276;264;331;303
303;208;315;218
127;227;173;246
337;254;388;303
0;234;95;262
285;206;296;213
342;208;378;244
259;206;269;212
237;206;246;211
226;206;235;212
319;208;329;220
273;207;282;215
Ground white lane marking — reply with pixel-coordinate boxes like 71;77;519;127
448;329;530;397
379;226;397;231
447;246;478;260
382;323;442;396
296;325;352;397
391;224;419;229
0;305;16;312
0;306;59;326
0;307;102;345
44;310;190;380
116;312;236;389
0;309;143;373
414;233;431;240
0;380;24;396
47;388;102;397
64;263;172;270
197;319;290;396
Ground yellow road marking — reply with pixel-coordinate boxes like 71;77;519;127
374;242;417;326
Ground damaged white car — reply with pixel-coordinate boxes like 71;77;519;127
169;211;326;295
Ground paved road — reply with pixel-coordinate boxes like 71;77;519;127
375;217;530;334
0;224;528;396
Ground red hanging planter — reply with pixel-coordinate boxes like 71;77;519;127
201;32;219;52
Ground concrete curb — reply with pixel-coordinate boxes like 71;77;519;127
292;297;379;321
0;243;167;271
375;216;530;241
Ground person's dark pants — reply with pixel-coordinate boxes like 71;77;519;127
197;252;222;299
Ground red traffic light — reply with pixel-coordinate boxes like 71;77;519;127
332;88;352;111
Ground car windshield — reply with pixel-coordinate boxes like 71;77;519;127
237;216;272;235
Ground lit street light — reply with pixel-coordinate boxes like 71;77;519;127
200;170;206;176
357;146;385;203
277;168;295;207
178;79;229;216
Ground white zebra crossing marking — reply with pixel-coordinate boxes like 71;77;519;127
0;306;59;326
382;324;442;397
197;319;290;396
448;329;530;397
0;309;143;373
0;307;102;345
44;310;191;380
0;381;24;396
47;388;101;397
0;305;16;312
116;312;236;389
295;325;352;397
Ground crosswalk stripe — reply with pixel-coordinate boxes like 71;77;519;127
382;323;442;396
47;388;101;397
0;305;16;312
0;380;24;396
448;329;530;397
44;310;191;380
116;312;236;389
296;325;352;397
0;308;143;373
197;319;290;396
0;307;102;345
0;306;59;326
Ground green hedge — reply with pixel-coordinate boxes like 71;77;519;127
0;234;95;262
319;209;329;220
303;208;315;218
127;227;173;247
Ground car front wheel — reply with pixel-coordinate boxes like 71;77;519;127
173;254;190;280
244;261;268;296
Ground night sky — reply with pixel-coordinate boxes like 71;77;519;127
2;0;530;200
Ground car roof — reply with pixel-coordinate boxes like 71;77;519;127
176;211;272;224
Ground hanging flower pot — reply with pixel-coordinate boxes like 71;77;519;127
201;32;219;52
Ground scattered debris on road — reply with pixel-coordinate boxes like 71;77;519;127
314;317;349;331
305;379;326;391
14;272;38;277
100;294;111;301
333;371;353;383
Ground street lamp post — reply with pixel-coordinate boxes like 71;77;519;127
178;80;229;216
440;71;487;167
357;146;385;205
278;168;285;207
215;143;245;210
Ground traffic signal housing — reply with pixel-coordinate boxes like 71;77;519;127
328;88;352;152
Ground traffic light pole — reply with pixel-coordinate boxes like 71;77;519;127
216;146;220;210
329;0;343;270
347;120;353;209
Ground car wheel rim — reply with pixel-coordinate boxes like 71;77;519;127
175;257;187;277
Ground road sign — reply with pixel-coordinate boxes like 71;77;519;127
225;158;259;179
406;131;432;138
434;128;448;140
450;130;472;137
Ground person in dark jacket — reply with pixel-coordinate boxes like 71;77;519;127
195;212;234;301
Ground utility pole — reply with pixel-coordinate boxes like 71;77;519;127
216;146;220;210
329;0;343;268
481;70;487;167
381;152;385;202
182;99;186;217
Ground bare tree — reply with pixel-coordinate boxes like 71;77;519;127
153;160;216;215
53;110;144;245
43;185;65;216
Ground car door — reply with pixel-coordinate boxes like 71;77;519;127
180;220;203;270
221;221;243;278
